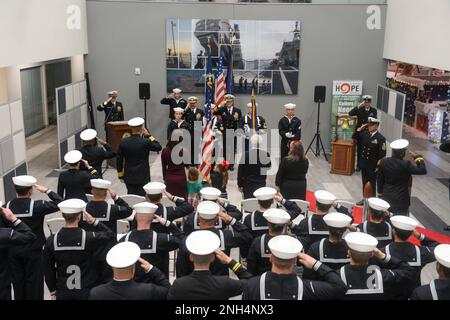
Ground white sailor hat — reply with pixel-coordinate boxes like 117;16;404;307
197;201;220;220
368;117;380;124
200;187;221;200
133;202;158;214
188;96;198;101
106;242;141;269
263;208;291;225
108;90;118;96
128;117;145;127
390;215;418;231
390;139;409;150
314;190;336;205
268;235;303;260
173;107;184;113
434;244;450;268
12;175;37;187
80;129;97;141
172;88;182;94
345;232;378;252
186;230;220;255
363;95;373;100
284;103;296;109
90;179;111;189
368;197;390;211
143;182;166;195
247;102;258;107
64;150;82;164
58;199;86;215
224;94;235;99
253;187;277;201
323;212;352;228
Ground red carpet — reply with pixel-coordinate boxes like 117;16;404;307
305;191;450;245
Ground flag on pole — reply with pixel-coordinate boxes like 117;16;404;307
199;38;215;180
251;87;257;134
226;45;234;95
214;47;226;107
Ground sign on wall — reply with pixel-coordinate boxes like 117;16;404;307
165;19;301;95
330;80;363;143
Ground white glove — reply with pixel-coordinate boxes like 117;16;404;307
285;132;294;138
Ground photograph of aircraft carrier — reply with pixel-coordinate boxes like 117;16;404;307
166;19;300;95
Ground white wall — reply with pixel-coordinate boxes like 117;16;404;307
0;0;88;68
383;0;450;71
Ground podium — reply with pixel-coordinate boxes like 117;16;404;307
106;121;132;168
330;115;357;176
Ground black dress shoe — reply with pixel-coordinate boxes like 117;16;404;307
356;200;364;206
355;167;361;172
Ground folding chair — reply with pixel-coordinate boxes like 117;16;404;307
119;194;146;207
286;199;310;224
116;220;130;234
420;261;438;286
46;217;65;235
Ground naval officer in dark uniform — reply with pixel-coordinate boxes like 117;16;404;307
168;230;250;300
140;182;194;234
352;117;386;201
79;129;116;178
57;150;100;202
410;244;450;300
116;117;162;196
119;202;183;279
378;139;427;216
237;135;272;199
242;235;348;300
239;102;267;151
81;179;133;282
382;215;438;299
176;201;252;277
219;94;242;169
356;197;393;249
278;103;302;158
303;212;352;280
166;107;190;140
97;91;124;140
4;175;63;300
349;94;377;171
89;242;170;300
160;88;188;120
43;199;116;300
184;96;204;165
182;187;242;235
0;206;35;300
339;232;415;300
292;190;352;252
247;208;293;276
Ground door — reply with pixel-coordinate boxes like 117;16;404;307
45;61;71;125
20;67;44;136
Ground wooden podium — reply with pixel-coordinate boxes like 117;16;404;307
106;121;132;168
330;115;357;176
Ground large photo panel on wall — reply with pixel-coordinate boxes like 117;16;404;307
166;19;300;95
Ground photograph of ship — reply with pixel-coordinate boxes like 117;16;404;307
165;19;300;95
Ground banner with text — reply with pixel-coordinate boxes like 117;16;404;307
330;80;363;143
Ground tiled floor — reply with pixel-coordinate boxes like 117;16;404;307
24;124;450;299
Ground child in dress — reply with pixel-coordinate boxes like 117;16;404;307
187;167;202;207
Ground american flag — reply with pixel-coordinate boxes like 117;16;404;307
199;38;215;180
214;50;226;108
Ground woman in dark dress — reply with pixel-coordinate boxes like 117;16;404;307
161;137;187;200
275;141;309;200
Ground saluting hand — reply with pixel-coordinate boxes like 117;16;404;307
81;159;90;168
0;208;17;223
298;252;317;270
97;137;107;145
218;211;232;224
373;248;386;260
84;211;96;225
214;249;232;265
108;189;117;200
274;194;283;203
34;184;49;193
153;214;167;226
164;191;175;202
138;257;152;273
